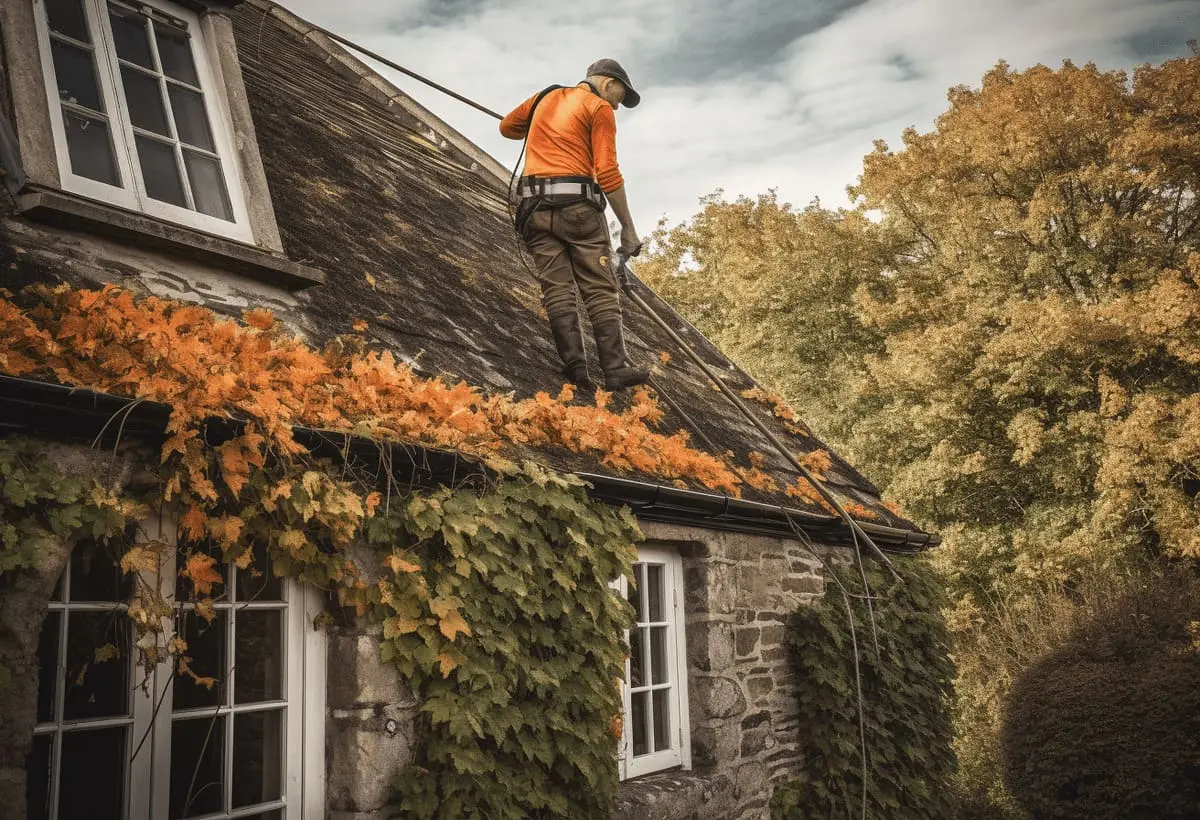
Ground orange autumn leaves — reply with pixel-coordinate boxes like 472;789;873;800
0;284;875;519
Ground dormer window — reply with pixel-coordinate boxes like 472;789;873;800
33;0;252;242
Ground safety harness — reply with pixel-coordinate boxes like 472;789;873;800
510;83;608;238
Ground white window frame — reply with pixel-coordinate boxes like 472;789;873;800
31;0;255;243
30;517;326;820
611;547;691;780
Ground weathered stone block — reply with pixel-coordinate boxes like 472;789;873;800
693;675;747;720
687;619;735;672
734;760;768;802
326;626;415;709
740;727;770;758
758;625;785;648
734;627;760;657
783;575;825;595
326;705;417;811
746;675;774;700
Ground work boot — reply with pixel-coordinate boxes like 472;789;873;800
548;313;595;393
593;318;650;390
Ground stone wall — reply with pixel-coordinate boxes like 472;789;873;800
610;522;833;820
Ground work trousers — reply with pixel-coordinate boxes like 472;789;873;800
522;200;622;326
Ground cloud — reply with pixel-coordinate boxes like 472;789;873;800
276;0;1199;230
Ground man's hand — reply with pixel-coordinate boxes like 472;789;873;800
619;227;643;258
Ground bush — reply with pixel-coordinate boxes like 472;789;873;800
1000;567;1200;819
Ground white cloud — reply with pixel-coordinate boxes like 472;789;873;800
276;0;1199;231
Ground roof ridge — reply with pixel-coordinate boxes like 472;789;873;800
242;0;511;185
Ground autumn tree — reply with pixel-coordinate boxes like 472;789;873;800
639;55;1200;815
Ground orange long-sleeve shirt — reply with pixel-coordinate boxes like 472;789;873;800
499;85;624;193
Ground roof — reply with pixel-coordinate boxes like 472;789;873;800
231;1;925;537
0;0;932;545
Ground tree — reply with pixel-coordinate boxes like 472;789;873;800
639;55;1200;815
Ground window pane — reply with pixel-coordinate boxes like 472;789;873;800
46;0;91;42
650;626;669;685
59;727;126;820
36;613;60;724
235;610;283;703
232;710;284;808
184;151;233;221
63;110;120;185
169;86;215;151
174;610;227;710
108;6;153;68
170;716;226;818
70;538;131;602
51;40;103;112
631;691;649;756
63;611;129;721
628;567;643;622
647;564;664;622
237;544;282;603
653;689;672;752
25;734;53;820
155;22;200;86
121;66;170;135
629;627;644;688
135;135;187;207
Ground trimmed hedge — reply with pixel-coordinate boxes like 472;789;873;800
1001;568;1200;820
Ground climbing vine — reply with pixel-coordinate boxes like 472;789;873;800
770;557;957;820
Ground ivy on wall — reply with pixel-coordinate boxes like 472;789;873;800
770;557;957;820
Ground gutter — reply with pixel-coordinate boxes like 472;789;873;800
0;375;938;552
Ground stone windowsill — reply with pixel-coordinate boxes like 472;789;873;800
15;188;325;291
612;770;732;820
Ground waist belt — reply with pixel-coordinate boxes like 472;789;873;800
518;176;604;203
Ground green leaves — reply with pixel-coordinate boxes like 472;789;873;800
384;467;638;819
771;558;957;820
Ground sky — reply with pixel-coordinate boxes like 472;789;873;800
277;0;1199;234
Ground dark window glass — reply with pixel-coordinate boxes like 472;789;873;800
63;611;128;721
70;538;131;602
121;66;170;135
631;691;648;756
237;544;282;603
36;612;60;724
170;716;225;818
653;689;671;751
51;40;103;112
63;110;119;185
184;151;233;221
650;626;668;685
232;710;283;808
135;135;186;207
628;570;643;622
46;0;91;43
629;627;644;688
59;727;126;820
646;564;664;622
108;7;153;68
168;86;214;150
174;610;226;710
235;610;282;703
155;22;199;86
25;734;53;820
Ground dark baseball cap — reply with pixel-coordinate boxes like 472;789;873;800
586;58;641;108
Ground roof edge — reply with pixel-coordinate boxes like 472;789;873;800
241;0;511;186
0;375;938;551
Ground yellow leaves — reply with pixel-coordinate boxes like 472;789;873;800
182;552;223;596
93;643;120;664
194;598;217;623
120;540;168;574
278;529;309;558
437;610;471;641
800;449;832;479
382;615;422;638
180;505;206;542
352;319;369;333
437;651;460;677
385;553;421;574
658;351;671;364
207;515;245;548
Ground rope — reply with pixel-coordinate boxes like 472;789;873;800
306;20;903;572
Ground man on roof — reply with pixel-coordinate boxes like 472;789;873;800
501;58;649;392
